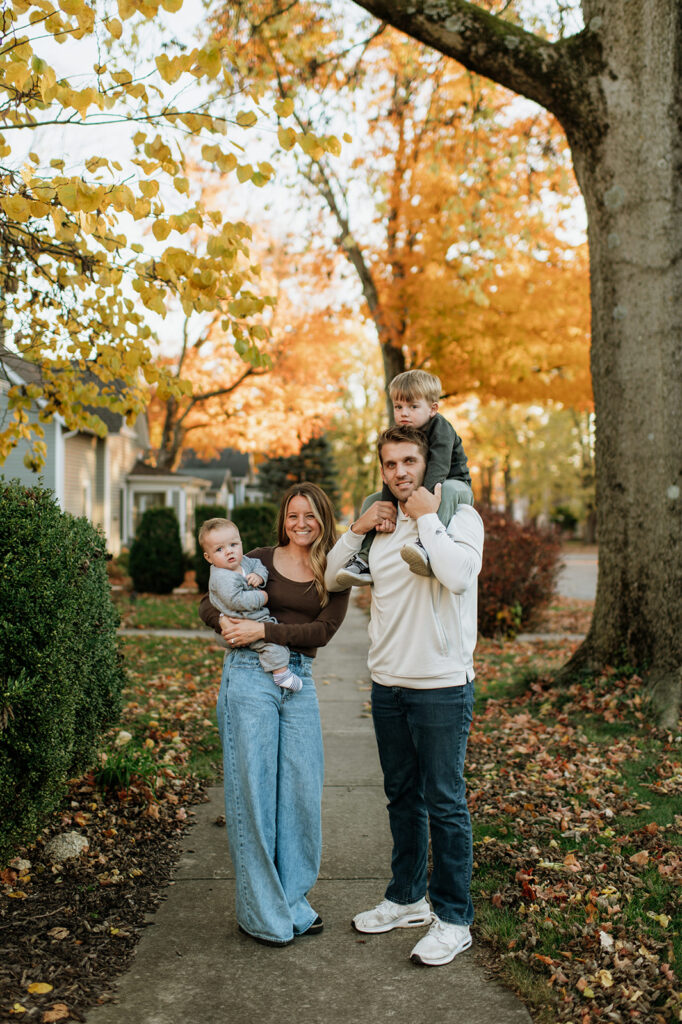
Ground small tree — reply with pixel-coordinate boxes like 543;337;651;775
257;435;340;508
231;503;279;554
129;507;185;595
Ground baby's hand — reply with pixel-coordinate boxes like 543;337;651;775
246;573;265;587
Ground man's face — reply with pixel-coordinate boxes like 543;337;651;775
379;442;427;503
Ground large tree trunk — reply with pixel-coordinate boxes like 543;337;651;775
563;2;682;726
351;0;682;725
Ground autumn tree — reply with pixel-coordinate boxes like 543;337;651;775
210;3;590;418
0;0;339;468
350;0;682;725
147;229;358;469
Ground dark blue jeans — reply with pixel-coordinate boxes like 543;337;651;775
371;680;475;926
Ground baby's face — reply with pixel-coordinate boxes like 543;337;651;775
392;396;438;429
203;525;243;571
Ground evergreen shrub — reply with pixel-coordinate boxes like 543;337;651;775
478;506;562;637
193;504;228;593
231;503;279;555
0;479;125;860
129;506;185;594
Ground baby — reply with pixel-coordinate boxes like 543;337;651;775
199;517;302;692
336;369;474;586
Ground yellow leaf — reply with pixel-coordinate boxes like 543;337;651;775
152;221;170;241
273;97;294;118
236;164;253;183
173;177;189;195
277;126;296;151
10;1004;27;1015
106;17;122;38
27;983;53;994
236;110;257;129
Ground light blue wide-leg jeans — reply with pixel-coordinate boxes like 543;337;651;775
216;648;323;942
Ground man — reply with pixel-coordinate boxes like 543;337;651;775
325;425;484;967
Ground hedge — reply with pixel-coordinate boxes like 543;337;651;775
129;506;185;594
478;506;562;637
0;479;125;861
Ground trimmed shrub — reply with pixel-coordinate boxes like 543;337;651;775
0;479;125;860
478;506;562;637
129;506;185;594
193;504;228;593
231;502;278;555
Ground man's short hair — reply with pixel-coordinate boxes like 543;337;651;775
197;517;238;551
389;369;442;405
377;425;429;464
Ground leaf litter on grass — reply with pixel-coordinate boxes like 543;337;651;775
471;638;682;1024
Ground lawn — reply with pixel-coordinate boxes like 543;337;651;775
471;634;682;1024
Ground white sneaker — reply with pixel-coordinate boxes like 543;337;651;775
352;897;432;934
410;917;472;966
400;540;432;577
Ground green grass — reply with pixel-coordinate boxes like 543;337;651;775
112;592;205;631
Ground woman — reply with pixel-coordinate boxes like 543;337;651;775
199;482;349;946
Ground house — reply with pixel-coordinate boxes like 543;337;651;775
124;460;210;553
0;347;149;555
179;448;266;509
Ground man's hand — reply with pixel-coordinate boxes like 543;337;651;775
350;500;397;535
402;483;442;521
246;572;264;587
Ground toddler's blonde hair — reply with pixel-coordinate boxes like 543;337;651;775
388;369;441;405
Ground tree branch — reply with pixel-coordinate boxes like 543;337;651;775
349;0;605;142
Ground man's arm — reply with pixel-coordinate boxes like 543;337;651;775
403;486;483;593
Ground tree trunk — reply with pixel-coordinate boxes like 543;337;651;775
560;2;682;725
350;0;682;725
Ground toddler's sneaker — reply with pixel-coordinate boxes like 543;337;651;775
335;554;372;588
352;897;431;934
273;668;303;693
410;918;472;966
400;540;432;577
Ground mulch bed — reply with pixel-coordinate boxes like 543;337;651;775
1;772;207;1022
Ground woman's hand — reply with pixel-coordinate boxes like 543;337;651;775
219;616;266;647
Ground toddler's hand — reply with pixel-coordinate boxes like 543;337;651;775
246;573;264;587
376;517;396;533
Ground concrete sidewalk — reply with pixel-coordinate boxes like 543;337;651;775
91;603;532;1024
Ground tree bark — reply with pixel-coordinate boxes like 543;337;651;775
351;0;682;725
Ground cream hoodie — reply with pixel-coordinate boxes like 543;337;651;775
325;505;483;688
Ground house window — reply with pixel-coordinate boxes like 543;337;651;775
132;491;165;536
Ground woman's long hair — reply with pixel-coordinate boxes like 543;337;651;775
276;482;337;607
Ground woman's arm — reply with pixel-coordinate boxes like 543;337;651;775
261;589;350;649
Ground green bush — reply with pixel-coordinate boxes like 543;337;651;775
0;479;125;860
129;506;185;594
231;502;279;554
478;506;562;637
193;504;228;593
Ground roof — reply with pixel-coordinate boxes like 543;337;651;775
127;460;210;488
180;448;252;479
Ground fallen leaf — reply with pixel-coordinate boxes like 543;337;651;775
42;1005;69;1023
629;850;649;868
27;983;53;995
10;1005;27;1015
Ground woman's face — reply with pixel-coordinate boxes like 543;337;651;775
284;495;322;549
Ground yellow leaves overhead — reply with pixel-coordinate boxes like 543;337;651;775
0;0;343;469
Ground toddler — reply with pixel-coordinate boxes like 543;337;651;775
336;369;474;586
200;518;302;692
